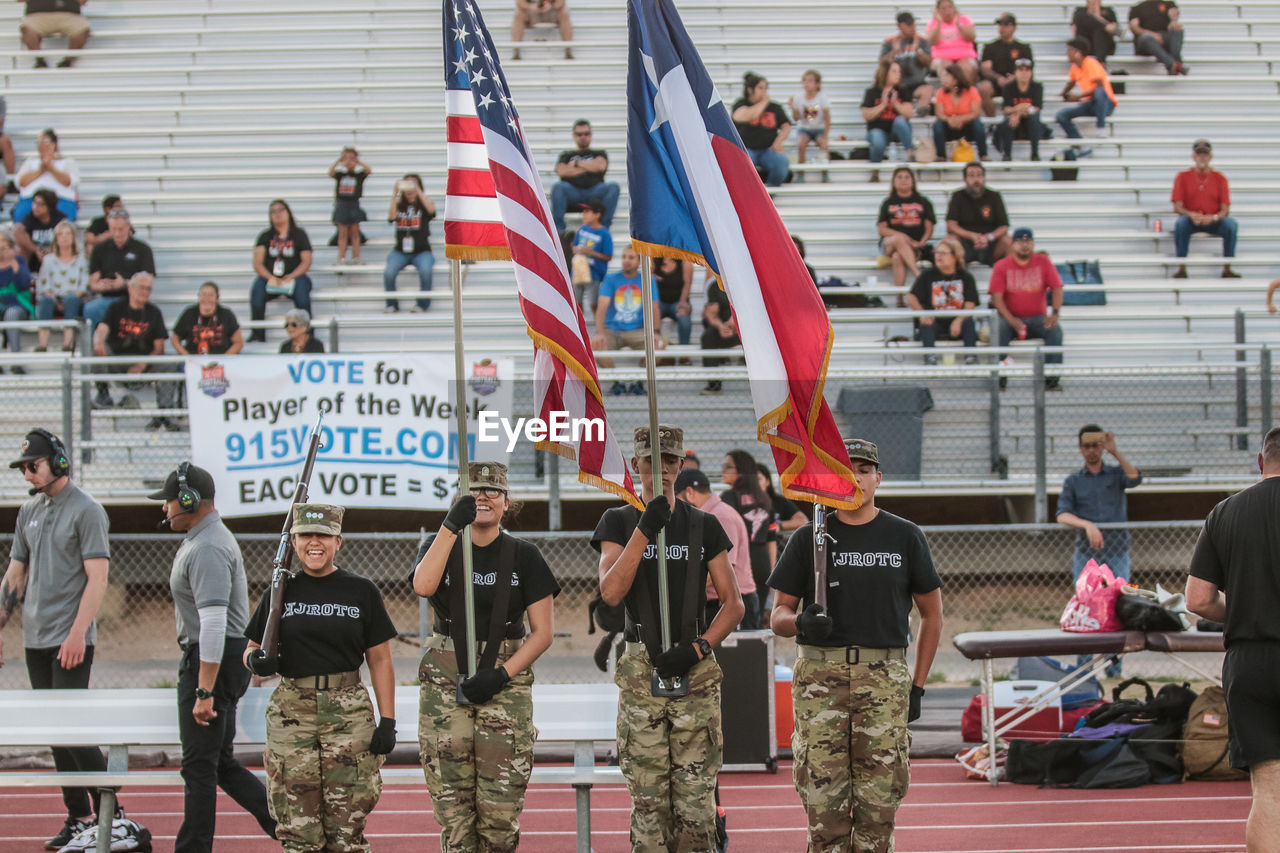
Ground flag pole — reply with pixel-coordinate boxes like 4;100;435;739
450;257;479;699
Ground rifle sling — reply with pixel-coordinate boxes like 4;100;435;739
446;532;518;677
629;504;705;659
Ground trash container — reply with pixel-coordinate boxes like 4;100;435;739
836;385;934;480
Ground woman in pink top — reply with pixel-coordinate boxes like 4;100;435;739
926;0;978;75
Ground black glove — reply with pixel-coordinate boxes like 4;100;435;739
908;684;925;723
246;648;278;678
637;495;672;541
369;717;397;755
796;603;833;643
654;642;700;679
460;666;511;704
442;494;477;533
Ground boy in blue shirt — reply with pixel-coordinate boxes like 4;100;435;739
570;201;613;325
591;247;665;395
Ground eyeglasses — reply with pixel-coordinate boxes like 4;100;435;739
1080;442;1104;449
284;322;304;328
22;461;41;473
470;486;505;499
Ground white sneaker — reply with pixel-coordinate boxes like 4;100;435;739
1094;127;1107;139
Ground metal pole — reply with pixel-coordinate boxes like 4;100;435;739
450;259;478;678
79;321;92;464
988;367;1002;477
1033;349;1047;524
639;261;673;655
328;317;339;353
1262;346;1273;435
547;451;561;531
1235;309;1248;451
60;359;74;461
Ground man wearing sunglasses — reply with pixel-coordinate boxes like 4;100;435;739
0;429;123;849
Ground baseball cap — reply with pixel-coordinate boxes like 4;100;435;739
634;424;684;459
1012;227;1035;241
291;503;344;536
469;461;509;494
1015;57;1034;68
845;438;879;467
581;200;605;215
995;12;1017;24
148;463;216;501
9;429;59;468
673;469;711;493
896;10;914;23
1192;139;1212;153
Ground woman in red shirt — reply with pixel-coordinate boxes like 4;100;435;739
931;63;987;160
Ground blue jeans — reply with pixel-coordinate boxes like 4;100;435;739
82;294;122;332
3;304;26;352
932;117;987;159
997;313;1064;364
550;181;621;232
1056;90;1115;137
746;147;790;187
250;275;313;322
1174;216;1237;258
657;300;692;345
918;316;976;348
867;117;913;163
37;293;83;323
994;113;1043;157
1134;29;1184;70
383;249;434;310
10;196;77;223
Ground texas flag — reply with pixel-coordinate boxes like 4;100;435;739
626;0;859;508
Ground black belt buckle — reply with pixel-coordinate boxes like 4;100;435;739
650;669;691;698
845;647;861;665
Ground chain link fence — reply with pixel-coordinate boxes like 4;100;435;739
0;521;1215;690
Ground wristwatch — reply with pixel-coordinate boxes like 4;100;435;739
195;687;214;701
693;637;713;659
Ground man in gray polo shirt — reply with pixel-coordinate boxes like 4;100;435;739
0;428;116;849
152;462;276;851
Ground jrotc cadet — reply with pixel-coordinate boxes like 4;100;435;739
594;425;744;851
243;503;398;853
768;438;944;853
411;462;561;851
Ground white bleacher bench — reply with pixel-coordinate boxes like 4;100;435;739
0;683;621;853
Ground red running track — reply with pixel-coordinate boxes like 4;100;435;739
0;760;1250;852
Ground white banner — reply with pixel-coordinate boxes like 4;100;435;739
185;355;515;517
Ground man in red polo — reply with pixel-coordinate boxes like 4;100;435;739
989;227;1065;390
1171;139;1239;279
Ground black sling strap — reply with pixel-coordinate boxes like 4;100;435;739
446;532;518;676
630;503;705;659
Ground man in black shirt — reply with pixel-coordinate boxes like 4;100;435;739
994;59;1045;160
83;194;123;258
1187;426;1280;847
699;275;740;396
91;272;179;429
84;209;155;331
1073;1;1119;61
945;162;1012;266
171;281;243;356
978;14;1033;116
550;120;620;233
1129;0;1186;74
768;438;943;853
594;424;743;852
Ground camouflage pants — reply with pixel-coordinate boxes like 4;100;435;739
418;641;535;853
615;645;723;852
791;657;912;853
264;679;384;853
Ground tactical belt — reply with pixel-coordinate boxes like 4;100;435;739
628;504;705;659
284;670;361;690
446;532;518;677
426;634;522;655
434;617;525;640
797;645;906;664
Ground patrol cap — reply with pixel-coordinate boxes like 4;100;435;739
9;430;58;468
291;503;344;536
634;424;684;459
468;461;509;494
673;468;711;493
148;463;216;501
845;438;880;467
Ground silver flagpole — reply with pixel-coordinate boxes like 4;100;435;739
450;257;479;698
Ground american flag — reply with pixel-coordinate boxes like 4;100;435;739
442;0;641;509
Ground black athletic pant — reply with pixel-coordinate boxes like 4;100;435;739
25;645;106;819
175;637;276;852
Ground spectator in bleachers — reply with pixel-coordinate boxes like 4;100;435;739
83;194;123;258
92;272;180;428
0;98;18;192
248;200;313;343
84;209;154;331
1266;279;1280;314
328;146;369;266
569;200;611;322
790;70;831;182
1057;425;1141;583
731;73;792;187
34;220;86;352
699;272;739;396
591;247;663;395
906;236;980;363
932;63;988;162
994;58;1044;161
511;0;572;61
862;61;914;172
925;0;979;78
877;166;936;290
880;12;934;115
1171;139;1239;279
1128;0;1186;75
1072;0;1120;63
791;234;818;284
13;129;78;222
384;174;436;313
550;120;619;233
279;308;324;354
0;230;33;369
989;227;1065;390
1056;38;1118;152
13;188;65;270
978;13;1033;117
171;282;243;356
652;256;692;346
19;0;90;68
757;463;808;530
946;162;1011;265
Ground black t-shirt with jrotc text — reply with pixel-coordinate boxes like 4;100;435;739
768;510;941;648
592;501;731;648
412;533;561;637
245;568;397;678
946;188;1009;233
255;227;312;278
879;191;937;243
390;203;435;255
173;304;240;355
